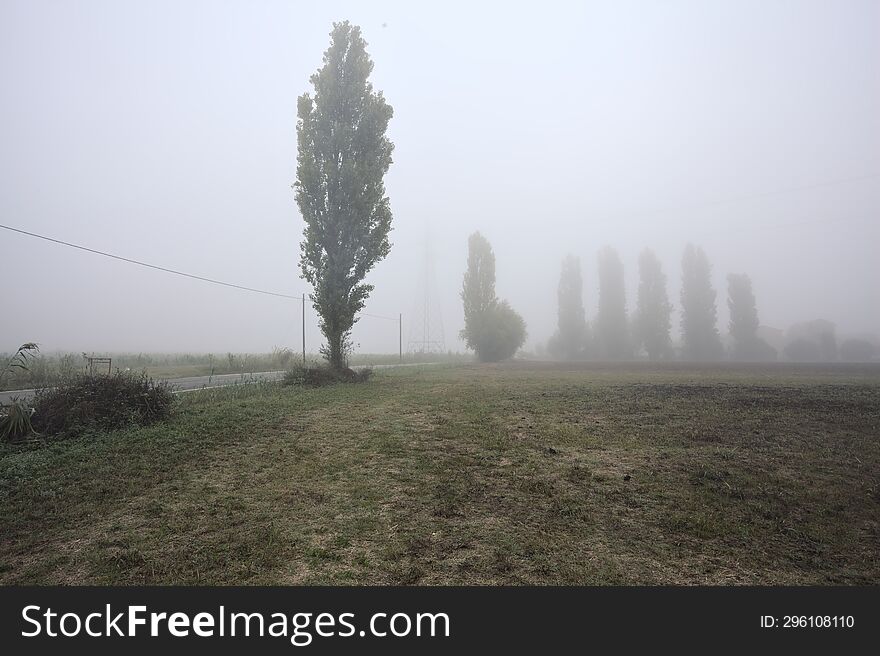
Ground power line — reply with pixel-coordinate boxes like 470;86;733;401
0;222;401;323
1;223;307;301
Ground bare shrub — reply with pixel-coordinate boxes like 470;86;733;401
31;371;174;438
284;366;372;388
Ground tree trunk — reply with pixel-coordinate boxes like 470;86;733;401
326;330;345;370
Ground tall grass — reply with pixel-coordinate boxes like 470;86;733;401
0;349;469;390
0;402;34;442
0;343;40;440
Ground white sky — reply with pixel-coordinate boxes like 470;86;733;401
1;0;878;354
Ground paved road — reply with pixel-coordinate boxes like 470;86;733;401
162;370;287;395
0;362;436;405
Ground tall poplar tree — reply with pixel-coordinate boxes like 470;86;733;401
680;244;723;361
728;273;775;361
596;246;630;359
635;249;672;361
551;255;587;360
460;232;497;336
295;22;394;369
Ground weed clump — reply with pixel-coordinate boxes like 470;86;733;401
282;365;372;387
0;401;35;442
31;371;174;438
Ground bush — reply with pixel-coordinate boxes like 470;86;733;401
281;365;306;386
472;301;527;363
282;365;372;387
0;401;35;442
31;371;174;437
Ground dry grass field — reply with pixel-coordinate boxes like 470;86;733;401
1;361;877;584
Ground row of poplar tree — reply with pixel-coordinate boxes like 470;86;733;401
547;244;775;362
292;24;776;367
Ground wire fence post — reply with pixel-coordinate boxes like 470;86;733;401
302;293;306;365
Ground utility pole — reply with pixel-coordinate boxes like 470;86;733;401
302;293;306;365
399;313;402;362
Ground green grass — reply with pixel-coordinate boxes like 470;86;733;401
1;361;878;584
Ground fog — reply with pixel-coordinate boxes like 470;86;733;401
2;0;878;355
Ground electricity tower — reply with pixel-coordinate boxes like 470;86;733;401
407;237;447;354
